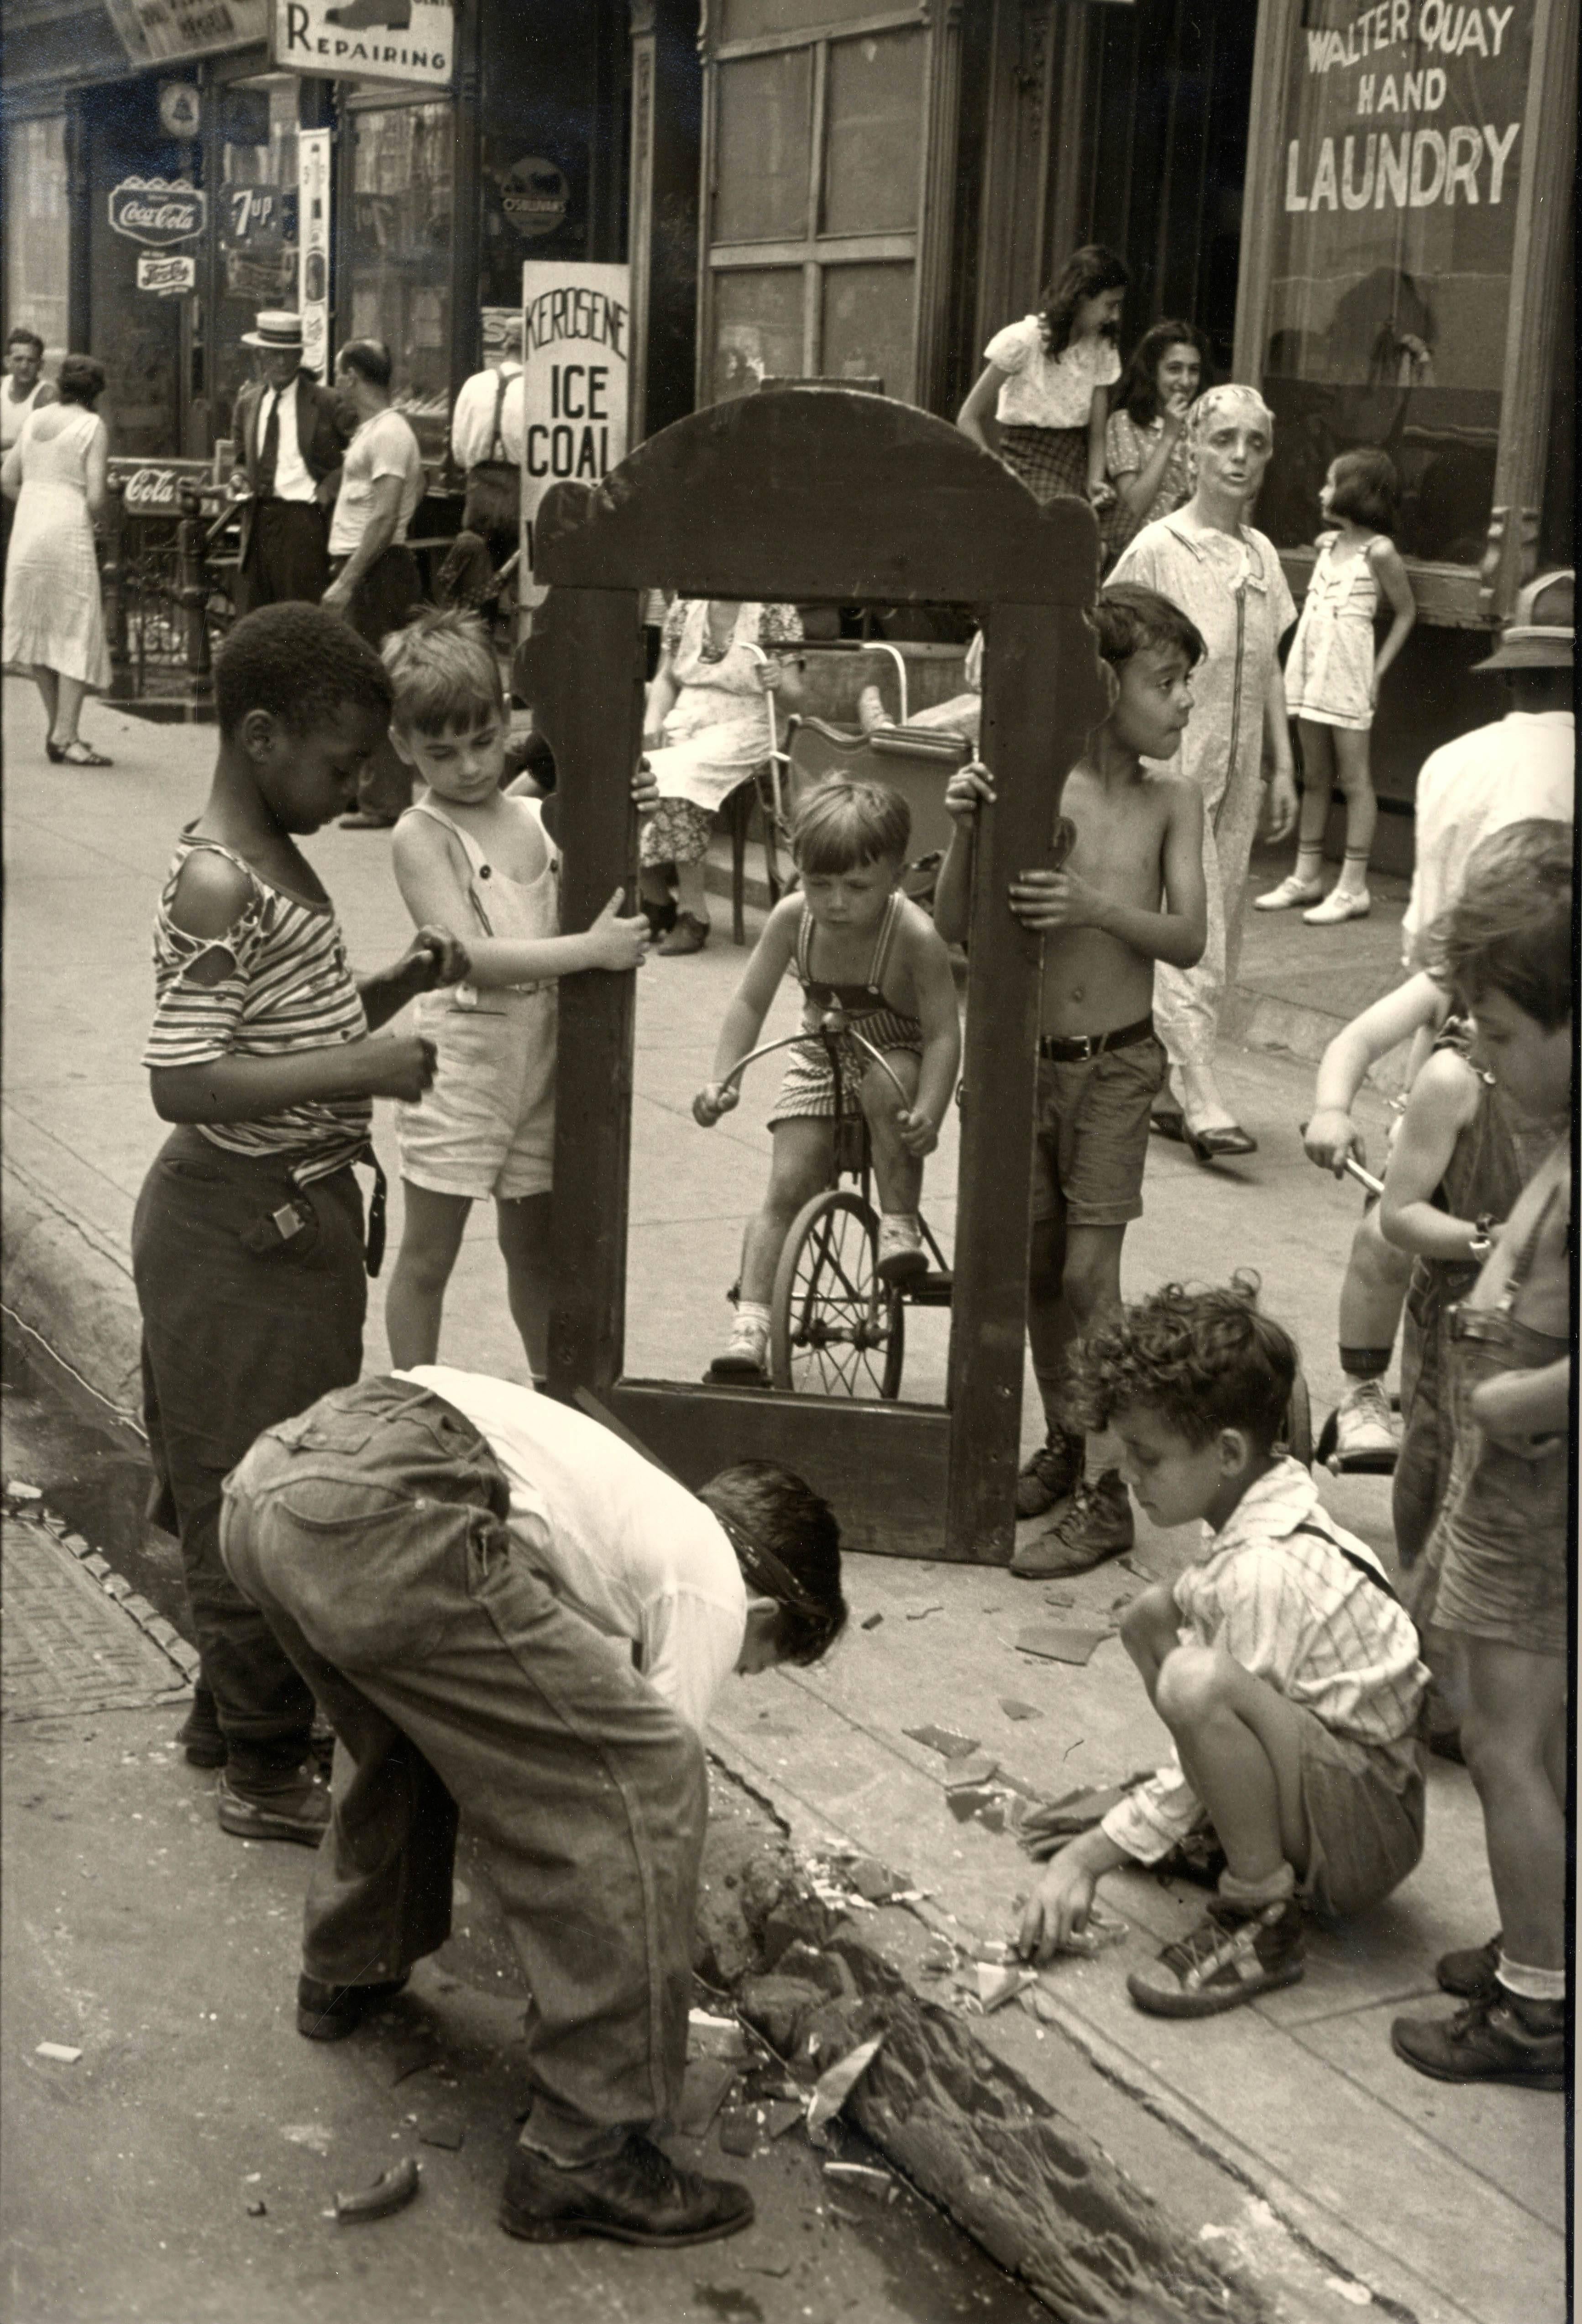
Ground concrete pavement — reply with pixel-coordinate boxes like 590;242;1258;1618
1;675;1566;2322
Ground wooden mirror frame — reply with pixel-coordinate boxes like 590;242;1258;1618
520;386;1107;1564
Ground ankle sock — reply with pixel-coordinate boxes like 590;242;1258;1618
1495;1952;1566;2004
1218;1862;1297;1909
1338;1345;1392;1381
1294;845;1324;885
1335;851;1371;898
733;1300;770;1336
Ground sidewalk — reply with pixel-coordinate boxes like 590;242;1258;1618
2;677;1564;2323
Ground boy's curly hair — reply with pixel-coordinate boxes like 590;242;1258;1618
1430;817;1573;1032
1068;1274;1298;1453
214;602;393;739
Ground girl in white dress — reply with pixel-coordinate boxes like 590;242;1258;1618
1;353;113;765
1257;450;1415;926
957;245;1128;507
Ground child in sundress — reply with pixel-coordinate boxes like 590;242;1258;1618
957;245;1129;508
382;610;652;1379
693;776;961;1383
1257;449;1415;926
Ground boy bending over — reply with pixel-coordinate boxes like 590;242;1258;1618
1019;1281;1428;2017
934;586;1207;1574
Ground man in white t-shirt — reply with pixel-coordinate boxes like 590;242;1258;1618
220;1368;847;2250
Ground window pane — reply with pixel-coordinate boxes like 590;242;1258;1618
714;50;812;242
345;101;454;460
214;78;303;446
820;261;913;399
823;29;924;236
721;0;880;37
4;115;69;364
1257;0;1533;564
712;269;805;403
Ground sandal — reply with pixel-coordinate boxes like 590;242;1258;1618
1184;1123;1258;1162
657;911;709;957
56;741;114;767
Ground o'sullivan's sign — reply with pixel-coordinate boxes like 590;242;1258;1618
519;262;631;612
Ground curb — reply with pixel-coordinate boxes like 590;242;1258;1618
2;1485;198;1692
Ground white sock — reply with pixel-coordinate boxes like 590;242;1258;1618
1294;845;1324;884
733;1300;770;1335
1218;1861;1296;1908
1335;852;1371;897
1496;1952;1566;2003
880;1210;920;1230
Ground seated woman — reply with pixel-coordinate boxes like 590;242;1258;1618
1103;321;1204;565
637;598;803;956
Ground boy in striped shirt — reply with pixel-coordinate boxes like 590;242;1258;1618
1017;1279;1427;2016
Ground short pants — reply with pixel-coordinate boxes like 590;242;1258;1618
1293;1710;1425;1919
1029;1034;1168;1228
1430;1318;1570;1658
769;1013;923;1128
397;993;556;1203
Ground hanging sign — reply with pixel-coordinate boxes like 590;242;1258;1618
299;127;333;381
270;0;455;87
104;0;267;64
157;82;202;137
520;260;631;612
137;251;197;296
108;177;206;248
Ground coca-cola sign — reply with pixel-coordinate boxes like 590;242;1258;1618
108;177;207;249
109;458;214;512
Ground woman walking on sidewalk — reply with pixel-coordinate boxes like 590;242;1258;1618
1;353;113;766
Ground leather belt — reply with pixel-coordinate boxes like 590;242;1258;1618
1039;1014;1156;1063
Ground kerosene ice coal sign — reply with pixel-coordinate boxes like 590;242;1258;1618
109;178;207;249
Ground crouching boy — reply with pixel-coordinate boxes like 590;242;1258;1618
1018;1280;1428;2017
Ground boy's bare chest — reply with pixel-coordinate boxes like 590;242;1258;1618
1062;779;1169;899
442;803;547;882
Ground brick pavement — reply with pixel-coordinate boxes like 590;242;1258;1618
2;1508;189;1721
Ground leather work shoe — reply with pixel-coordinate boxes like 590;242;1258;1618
1013;1430;1084;1522
297;1971;410;2041
1436;1933;1501;2001
215;1769;330;1847
1391;1995;1565;2090
1011;1469;1132;1578
1128;1894;1306;2019
500;2134;754;2248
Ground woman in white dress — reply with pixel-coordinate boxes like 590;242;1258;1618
1;353;113;766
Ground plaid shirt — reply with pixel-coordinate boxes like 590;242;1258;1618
1102;1458;1428;1867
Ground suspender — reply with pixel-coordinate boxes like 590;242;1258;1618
1289;1520;1401;1606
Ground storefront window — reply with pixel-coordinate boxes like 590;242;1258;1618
5;115;70;363
214;78;302;443
345;99;453;458
1258;0;1534;564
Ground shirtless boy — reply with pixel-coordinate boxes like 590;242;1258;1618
934;584;1207;1574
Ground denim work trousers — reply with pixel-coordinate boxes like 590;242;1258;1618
220;1375;707;2162
132;1127;367;1778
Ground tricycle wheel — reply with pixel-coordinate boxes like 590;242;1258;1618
770;1190;905;1399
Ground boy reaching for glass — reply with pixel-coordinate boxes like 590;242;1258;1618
933;585;1207;1574
693;776;961;1383
1017;1280;1428;2017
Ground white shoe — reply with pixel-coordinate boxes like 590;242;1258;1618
876;1213;927;1285
1254;873;1325;911
1303;887;1371;925
1330;1378;1399;1471
708;1313;769;1382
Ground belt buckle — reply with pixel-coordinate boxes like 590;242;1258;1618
1074;1031;1096;1060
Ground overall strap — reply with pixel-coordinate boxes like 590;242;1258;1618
795;905;816;984
1496;1178;1565;1316
865;890;904;993
406;799;496;936
1289;1520;1400;1605
487;368;510;463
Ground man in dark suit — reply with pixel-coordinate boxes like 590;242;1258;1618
231;310;351;613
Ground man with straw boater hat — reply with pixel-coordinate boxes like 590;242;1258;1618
231;310;352;614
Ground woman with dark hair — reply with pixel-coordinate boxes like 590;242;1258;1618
1103;321;1205;559
958;245;1129;506
325;338;427;826
1;351;113;765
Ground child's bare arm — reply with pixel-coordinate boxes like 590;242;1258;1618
932;760;993;944
1378;1054;1486;1260
1471;1360;1571;1454
1008;779;1205;967
956;364;1008;454
1306;972;1447;1171
694;900;801;1124
897;919;962;1154
1017;1828;1132;1964
392;813;647;984
1368;538;1416;695
1085;385;1112;504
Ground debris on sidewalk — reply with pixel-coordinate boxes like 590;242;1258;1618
417;2114;466;2152
1015;1624;1108;1667
998;1698;1042;1721
688;2008;749;2060
334;2156;421;2223
6;1481;43;1503
806;2034;884;2142
280;2124;334;2156
860;1611;884;1630
903;1601;944;1622
1017;1775;1154;1861
975;1962;1037;2013
34;2041;82;2063
679;2057;738;2137
904;1723;980;1760
245;2198;267;2218
823;2161;893;2196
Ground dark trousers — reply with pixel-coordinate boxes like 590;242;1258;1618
236;499;331;614
337;541;424;819
220;1377;706;2161
131;1128;367;1778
